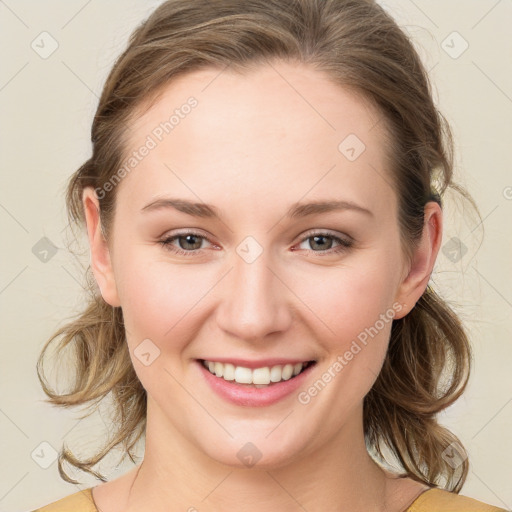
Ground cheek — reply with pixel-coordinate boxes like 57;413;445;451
292;289;394;421
113;252;215;350
116;241;401;349
114;257;218;400
288;255;401;404
290;258;400;346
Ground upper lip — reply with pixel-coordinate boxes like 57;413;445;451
198;357;316;369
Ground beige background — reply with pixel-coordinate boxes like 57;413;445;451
1;1;511;510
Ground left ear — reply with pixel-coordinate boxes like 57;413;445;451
393;201;443;319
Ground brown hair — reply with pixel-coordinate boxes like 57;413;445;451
37;0;476;491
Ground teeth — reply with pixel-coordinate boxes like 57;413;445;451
269;365;282;383
281;364;293;380
202;360;310;386
252;367;270;385
223;363;235;381
234;366;252;384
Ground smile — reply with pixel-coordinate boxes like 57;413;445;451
201;359;315;387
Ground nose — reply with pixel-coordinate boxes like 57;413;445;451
214;247;293;343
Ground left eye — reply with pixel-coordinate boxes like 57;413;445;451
296;232;353;254
159;230;353;257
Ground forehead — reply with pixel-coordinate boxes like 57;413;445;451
116;61;395;218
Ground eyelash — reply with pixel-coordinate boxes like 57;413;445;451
158;230;353;257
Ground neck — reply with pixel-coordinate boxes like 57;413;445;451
124;398;391;512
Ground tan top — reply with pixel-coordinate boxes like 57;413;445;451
32;486;509;511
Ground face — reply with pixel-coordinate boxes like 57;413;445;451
84;60;440;470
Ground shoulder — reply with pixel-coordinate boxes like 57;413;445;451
408;488;509;512
31;487;98;512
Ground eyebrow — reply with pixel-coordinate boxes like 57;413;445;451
140;197;373;219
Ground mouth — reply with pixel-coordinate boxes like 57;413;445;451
199;359;317;388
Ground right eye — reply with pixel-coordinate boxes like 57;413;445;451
159;231;215;256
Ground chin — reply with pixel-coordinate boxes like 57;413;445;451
196;430;313;471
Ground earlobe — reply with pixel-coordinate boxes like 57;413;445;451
82;187;121;307
393;202;443;319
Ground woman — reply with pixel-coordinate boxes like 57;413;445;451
33;0;508;510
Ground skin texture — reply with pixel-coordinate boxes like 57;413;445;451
82;61;441;511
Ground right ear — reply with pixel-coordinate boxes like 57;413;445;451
82;187;121;307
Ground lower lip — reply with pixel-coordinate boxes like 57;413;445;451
197;360;316;407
